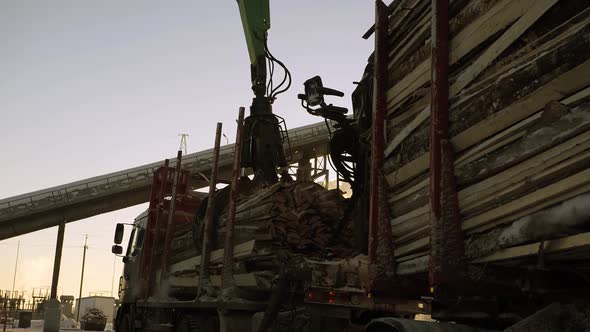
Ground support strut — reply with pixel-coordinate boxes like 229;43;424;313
429;0;466;289
369;0;397;292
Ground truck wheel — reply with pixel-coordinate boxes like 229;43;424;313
177;315;217;332
177;316;195;332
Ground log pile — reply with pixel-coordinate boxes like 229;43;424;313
383;0;590;270
167;180;356;297
216;180;355;258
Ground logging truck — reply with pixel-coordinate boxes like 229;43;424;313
112;0;590;331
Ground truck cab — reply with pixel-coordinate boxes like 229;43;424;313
113;210;147;304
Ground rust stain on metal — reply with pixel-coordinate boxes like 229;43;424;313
161;151;183;278
370;0;397;292
429;0;465;287
144;158;169;297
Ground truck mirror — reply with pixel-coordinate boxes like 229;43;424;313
114;224;124;244
112;245;123;255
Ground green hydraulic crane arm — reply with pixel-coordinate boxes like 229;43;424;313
236;0;288;185
237;0;270;66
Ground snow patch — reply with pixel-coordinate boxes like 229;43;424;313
498;193;590;247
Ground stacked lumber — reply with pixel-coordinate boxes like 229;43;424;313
167;181;355;298
383;0;590;271
215;180;355;257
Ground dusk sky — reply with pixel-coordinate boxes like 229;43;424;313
0;1;374;299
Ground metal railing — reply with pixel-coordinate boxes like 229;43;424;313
0;121;330;221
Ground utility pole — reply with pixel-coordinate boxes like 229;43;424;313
11;240;20;295
76;235;88;322
179;134;189;155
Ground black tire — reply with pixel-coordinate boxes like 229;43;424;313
178;314;220;332
176;316;194;332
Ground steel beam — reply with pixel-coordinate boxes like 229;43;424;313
429;0;466;288
161;151;183;276
49;221;65;299
43;222;66;332
369;0;397;293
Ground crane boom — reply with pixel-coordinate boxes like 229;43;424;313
236;0;288;185
237;0;270;66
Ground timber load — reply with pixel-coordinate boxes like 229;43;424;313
383;0;590;274
166;180;356;298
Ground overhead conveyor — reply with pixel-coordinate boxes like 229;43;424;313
0;121;331;240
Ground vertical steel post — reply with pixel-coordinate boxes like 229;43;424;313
198;122;223;296
3;297;7;332
222;107;246;291
50;222;65;299
430;0;449;231
161;151;182;275
296;155;311;182
44;222;65;332
76;235;88;322
369;0;396;289
11;240;20;295
146;159;169;297
429;0;465;288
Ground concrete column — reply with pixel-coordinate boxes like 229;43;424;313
43;221;65;332
296;157;312;182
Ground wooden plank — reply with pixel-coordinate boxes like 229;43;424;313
388;0;423;35
396;255;429;275
472;232;590;263
388;11;431;66
459;11;590;100
453;60;590;152
389;90;431;127
459;131;590;206
391;204;429;225
530;149;590;182
468;183;590;234
386;0;535;111
454;112;542;167
385;106;430;158
391;213;429;238
389;88;588;203
390;177;429;203
395;224;429;245
169;273;258;288
457;131;526;168
170;240;257;273
461;148;590;215
387;154;429;187
390;132;590;219
562;86;590;105
396;251;428;263
386;59;590;187
395;236;430;257
462;168;590;231
450;0;560;96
